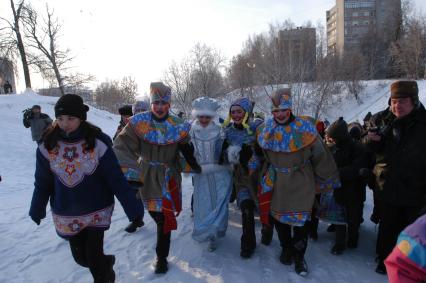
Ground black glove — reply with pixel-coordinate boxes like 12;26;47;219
179;143;201;173
333;188;345;206
31;216;41;226
239;143;253;169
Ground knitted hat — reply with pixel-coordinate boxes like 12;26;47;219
55;94;89;120
32;105;41;110
271;88;292;111
348;122;363;141
326;117;350;142
118;105;133;116
390;80;419;105
132;100;149;114
230;97;253;113
150;82;171;104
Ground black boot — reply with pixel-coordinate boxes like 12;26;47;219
294;255;308;277
124;218;144;233
375;261;387;275
331;225;346;255
261;224;273;246
279;249;293;265
240;201;256;258
330;244;345;255
327;224;336;232
154;258;168;274
105;255;116;283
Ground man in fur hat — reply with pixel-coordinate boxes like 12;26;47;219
113;82;201;274
256;88;340;276
366;80;426;275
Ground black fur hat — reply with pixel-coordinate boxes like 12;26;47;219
326;117;350;142
118;105;133;116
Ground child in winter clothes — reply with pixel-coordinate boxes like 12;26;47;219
29;94;143;283
320;117;370;255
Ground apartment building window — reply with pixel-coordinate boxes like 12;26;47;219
345;1;375;9
353;12;358;17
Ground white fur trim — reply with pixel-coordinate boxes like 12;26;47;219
192;109;217;118
227;145;241;165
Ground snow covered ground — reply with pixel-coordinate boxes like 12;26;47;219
0;80;425;283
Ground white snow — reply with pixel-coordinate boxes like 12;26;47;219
1;81;425;283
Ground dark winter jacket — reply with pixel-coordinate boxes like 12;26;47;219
23;113;52;142
29;128;143;238
366;104;426;207
330;138;369;205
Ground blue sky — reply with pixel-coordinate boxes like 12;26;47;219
1;0;425;93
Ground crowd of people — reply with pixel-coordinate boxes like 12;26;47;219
26;80;425;283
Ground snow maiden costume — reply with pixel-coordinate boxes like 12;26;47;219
113;82;201;274
29;94;143;282
190;97;232;251
223;97;262;258
256;89;340;276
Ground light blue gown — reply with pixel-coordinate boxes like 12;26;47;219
190;121;232;242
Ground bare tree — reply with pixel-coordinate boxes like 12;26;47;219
94;77;137;113
23;4;72;95
340;50;366;101
0;0;32;89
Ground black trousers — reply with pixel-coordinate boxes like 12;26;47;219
69;228;109;282
345;200;363;245
376;203;421;261
240;199;256;251
273;218;308;258
149;211;171;259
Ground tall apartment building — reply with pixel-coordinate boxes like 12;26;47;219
278;27;317;81
326;0;401;55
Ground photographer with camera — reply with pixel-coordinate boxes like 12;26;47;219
365;81;426;275
23;105;52;144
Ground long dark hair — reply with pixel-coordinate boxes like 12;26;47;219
42;120;102;151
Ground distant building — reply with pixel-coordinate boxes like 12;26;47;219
327;0;401;55
0;58;16;94
277;27;317;81
38;87;93;102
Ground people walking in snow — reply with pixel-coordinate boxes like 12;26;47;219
23;105;52;144
221;97;262;259
365;80;426;275
319;117;370;255
256;88;340;276
113;82;201;274
190;97;232;252
29;94;143;283
113;105;133;140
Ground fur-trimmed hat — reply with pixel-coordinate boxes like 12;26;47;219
150;82;171;104
326;117;350;142
271;88;292;111
54;94;89;120
390;80;419;105
118;105;133;116
192;97;220;117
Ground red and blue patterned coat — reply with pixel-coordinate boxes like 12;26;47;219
29;129;143;238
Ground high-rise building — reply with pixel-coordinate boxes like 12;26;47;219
326;0;401;55
278;27;317;81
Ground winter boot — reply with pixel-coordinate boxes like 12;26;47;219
154;257;168;274
240;201;256;258
207;237;217;252
279;249;293;265
330;244;346;255
261;224;273;246
294;255;308;277
124;218;144;233
375;261;387;275
105;255;116;283
347;239;358;249
326;224;336;233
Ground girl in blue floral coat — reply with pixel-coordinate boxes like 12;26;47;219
29;94;143;283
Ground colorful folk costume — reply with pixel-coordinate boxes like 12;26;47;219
29;94;143;282
222;97;262;258
385;213;426;283
256;89;340;276
113;82;201;274
190;97;232;251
